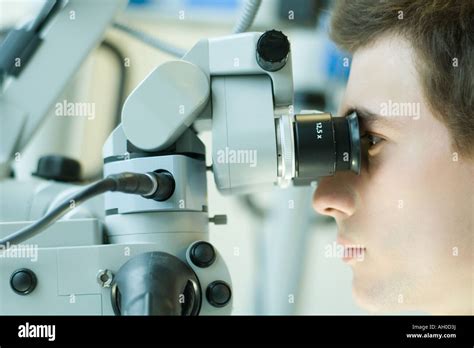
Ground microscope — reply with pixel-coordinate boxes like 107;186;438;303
0;0;360;315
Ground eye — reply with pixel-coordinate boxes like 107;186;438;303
366;133;383;147
361;132;385;156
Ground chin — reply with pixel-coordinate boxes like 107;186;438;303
351;275;406;314
352;282;382;313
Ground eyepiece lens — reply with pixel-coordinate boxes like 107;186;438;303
292;112;361;181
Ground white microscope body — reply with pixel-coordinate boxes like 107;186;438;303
0;0;295;315
0;0;360;315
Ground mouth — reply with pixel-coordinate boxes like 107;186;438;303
337;235;366;263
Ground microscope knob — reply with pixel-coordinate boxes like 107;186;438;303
32;155;81;182
190;241;216;268
206;281;232;308
209;215;227;225
10;268;37;295
256;30;290;72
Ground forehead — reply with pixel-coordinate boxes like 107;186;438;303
342;35;424;114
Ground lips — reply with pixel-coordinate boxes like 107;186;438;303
336;235;366;263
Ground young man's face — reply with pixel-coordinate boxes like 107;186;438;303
313;36;473;314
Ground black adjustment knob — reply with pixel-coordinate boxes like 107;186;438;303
190;241;216;268
10;268;37;295
33;155;81;182
256;30;290;72
206;281;232;308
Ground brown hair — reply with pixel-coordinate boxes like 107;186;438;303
330;0;474;157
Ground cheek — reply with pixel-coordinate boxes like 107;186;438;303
356;133;468;269
357;149;414;255
353;141;435;258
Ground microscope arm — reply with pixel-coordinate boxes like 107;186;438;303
121;32;294;150
120;31;295;194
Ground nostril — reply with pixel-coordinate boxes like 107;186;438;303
324;208;336;215
312;192;356;220
320;207;341;219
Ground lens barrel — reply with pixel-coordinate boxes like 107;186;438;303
292;111;360;180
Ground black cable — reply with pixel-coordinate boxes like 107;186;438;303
29;0;63;33
100;40;128;128
71;40;128;182
0;27;12;85
0;171;174;248
112;22;186;58
1;178;116;248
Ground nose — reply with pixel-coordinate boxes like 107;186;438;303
312;176;357;221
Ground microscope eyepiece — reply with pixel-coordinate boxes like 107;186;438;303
276;111;361;186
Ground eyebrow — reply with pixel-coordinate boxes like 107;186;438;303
344;106;404;132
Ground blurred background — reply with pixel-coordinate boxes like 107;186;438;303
0;0;365;314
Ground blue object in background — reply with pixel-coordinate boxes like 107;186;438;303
129;0;152;5
185;0;239;9
326;41;351;82
318;12;351;83
127;0;239;13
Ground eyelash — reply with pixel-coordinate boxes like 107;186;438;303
345;109;386;151
360;132;385;158
362;133;384;147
